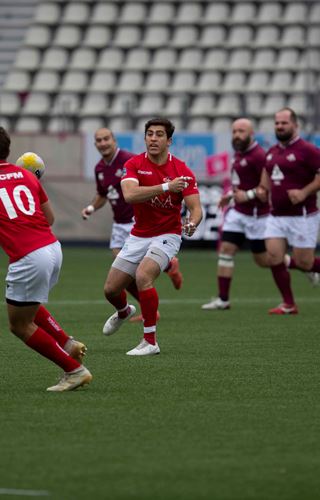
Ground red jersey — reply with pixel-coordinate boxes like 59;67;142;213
265;137;320;216
231;141;269;216
121;152;199;237
0;161;57;263
95;148;134;224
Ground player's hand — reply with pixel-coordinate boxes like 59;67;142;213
183;217;197;237
82;205;95;220
169;176;193;193
287;189;305;205
255;186;268;202
233;188;249;204
218;192;233;208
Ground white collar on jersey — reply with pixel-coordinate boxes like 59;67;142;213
104;147;120;166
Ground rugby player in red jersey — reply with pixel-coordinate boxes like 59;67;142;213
81;127;183;322
202;118;271;310
0;127;92;391
258;108;320;314
102;118;202;355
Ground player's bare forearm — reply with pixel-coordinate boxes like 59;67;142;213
288;175;320;204
183;194;202;236
121;177;192;204
81;194;106;219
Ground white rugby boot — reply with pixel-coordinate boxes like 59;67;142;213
201;297;230;310
47;366;92;392
103;305;136;336
126;339;160;356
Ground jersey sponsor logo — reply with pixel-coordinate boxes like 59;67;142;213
137;170;152;175
271;164;285;185
0;172;24;181
286;154;296;162
150;195;174;209
115;168;123;177
107;185;120;201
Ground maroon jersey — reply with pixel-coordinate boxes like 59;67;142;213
231;141;269;216
0;161;57;263
265;137;320;216
95;148;134;223
122;152;199;237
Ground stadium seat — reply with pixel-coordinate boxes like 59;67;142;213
215;95;242;116
309;3;320;23
41;48;69;70
202;49;228;70
15;117;43;132
0;117;12;131
32;70;60;92
51;93;81;117
90;3;119;25
292;72;316;92
21;92;51;116
245;94;265;117
170;71;197;93
14;48;41;70
282;3;308;24
175;3;203;24
231;2;256;22
281;26;305;48
117;71;144;93
3;70;31;92
109;117;133;132
198;26;226;48
307;27;320;48
125;48;151;70
89;71;117;93
269;71;293;92
197;71;222;93
287;94;308;115
143;26;170;49
258;117;275;132
82;26;112;49
135;95;165;117
24;25;51;49
69;48;97;70
170;26;199;49
78;117;106;132
177;48;203;70
254;26;280;48
302;49;320;70
211;118;233;133
151;48;177;70
256;2;282;23
59;71;89;93
227;26;254;48
52;26;81;49
202;3;230;24
189;95;216;117
0;92;20;116
228;49;252;70
33;2;61;25
96;48;124;71
246;71;269;92
162;95;189;115
113;26;141;48
62;3;90;25
109;94;137;116
276;48;301;70
119;3;147;24
143;71;171;93
251;48;276;70
148;3;175;24
222;71;247;93
79;93;109;118
187;117;211;131
261;94;287;117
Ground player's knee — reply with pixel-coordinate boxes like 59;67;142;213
217;253;235;268
135;269;153;290
295;257;312;271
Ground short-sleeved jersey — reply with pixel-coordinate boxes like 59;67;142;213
231;141;269;216
121;152;199;237
0;161;57;263
95;148;134;224
265;137;320;216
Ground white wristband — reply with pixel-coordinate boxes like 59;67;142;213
162;183;169;192
86;204;95;214
246;189;256;200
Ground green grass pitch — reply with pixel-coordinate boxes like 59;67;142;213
1;247;320;500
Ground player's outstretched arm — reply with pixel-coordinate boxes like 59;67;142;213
183;194;202;237
82;194;106;220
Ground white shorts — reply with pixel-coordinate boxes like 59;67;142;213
6;241;62;304
110;222;134;249
264;213;320;248
223;208;268;240
114;233;181;272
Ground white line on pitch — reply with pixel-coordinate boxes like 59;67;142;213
0;489;50;496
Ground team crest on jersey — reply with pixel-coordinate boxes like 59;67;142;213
115;168;123;177
286;154;296;162
267;154;273;161
240;159;247;166
271;164;285;185
107;185;119;202
231;170;240;186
